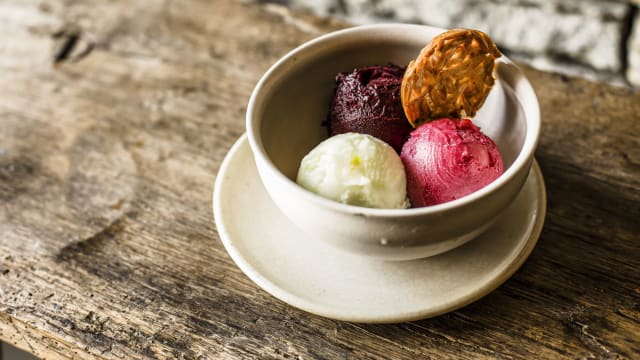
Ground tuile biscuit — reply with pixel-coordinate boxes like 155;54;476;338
401;29;501;127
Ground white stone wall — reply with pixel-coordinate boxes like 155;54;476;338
627;14;640;85
283;0;640;87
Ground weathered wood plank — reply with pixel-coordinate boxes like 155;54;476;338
0;0;638;359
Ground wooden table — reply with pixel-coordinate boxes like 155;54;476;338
1;0;638;358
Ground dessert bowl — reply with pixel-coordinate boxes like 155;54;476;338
246;24;540;261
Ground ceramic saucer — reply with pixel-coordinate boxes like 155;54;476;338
213;134;546;323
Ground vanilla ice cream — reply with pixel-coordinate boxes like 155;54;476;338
296;133;408;209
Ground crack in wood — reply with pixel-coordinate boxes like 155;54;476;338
561;308;622;360
52;27;94;64
576;321;620;360
53;30;79;63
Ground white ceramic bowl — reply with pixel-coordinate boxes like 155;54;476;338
246;24;540;261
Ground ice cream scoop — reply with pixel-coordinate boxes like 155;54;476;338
297;133;409;209
400;118;503;207
327;65;413;152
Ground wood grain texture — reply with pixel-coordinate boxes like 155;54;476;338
0;0;638;359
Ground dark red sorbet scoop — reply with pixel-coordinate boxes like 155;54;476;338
327;64;413;153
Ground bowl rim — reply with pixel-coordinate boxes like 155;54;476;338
246;23;540;218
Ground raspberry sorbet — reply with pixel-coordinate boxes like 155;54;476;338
400;118;504;207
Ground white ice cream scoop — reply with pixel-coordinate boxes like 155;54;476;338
296;133;409;209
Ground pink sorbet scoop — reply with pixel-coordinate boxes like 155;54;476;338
400;118;504;207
